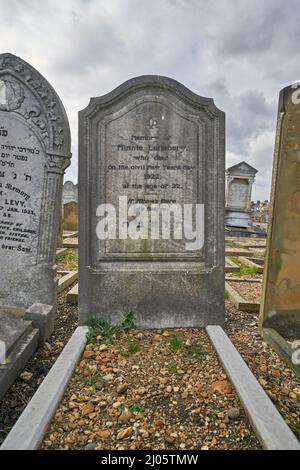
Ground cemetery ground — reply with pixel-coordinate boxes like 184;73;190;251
1;238;299;449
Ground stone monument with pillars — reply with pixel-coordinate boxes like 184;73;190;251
225;161;257;231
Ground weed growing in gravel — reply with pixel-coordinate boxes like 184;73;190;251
209;410;218;419
167;362;178;374
169;334;184;352
184;341;208;361
226;241;240;248
169;335;208;361
225;289;229;300
230;257;258;276
239;265;258;276
80;374;102;394
118;403;144;413
56;250;78;270
86;312;135;344
123;341;141;356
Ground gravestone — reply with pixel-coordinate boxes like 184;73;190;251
260;84;300;338
0;53;71;311
63;201;78;231
225;161;257;229
79;75;225;328
62;180;78;204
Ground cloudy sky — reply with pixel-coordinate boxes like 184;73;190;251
1;0;299;201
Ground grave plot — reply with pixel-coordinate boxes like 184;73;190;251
0;288;78;445
224;255;263;313
226;256;263;281
226;302;300;442
3;317;298;450
226;280;261;306
56;249;78;272
63;237;79;248
41;324;261;450
57;271;78;294
238;257;264;274
0;243;79;445
248;247;266;258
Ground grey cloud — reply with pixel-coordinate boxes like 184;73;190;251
1;0;299;200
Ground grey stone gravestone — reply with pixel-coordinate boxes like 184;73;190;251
63;200;78;231
0;53;71;311
62;180;78;204
79;76;225;328
225;161;257;229
260;83;300;338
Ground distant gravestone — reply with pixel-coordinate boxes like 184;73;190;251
225;161;257;229
63;201;78;231
62;180;78;204
0;53;71;310
79;76;225;328
260;84;300;338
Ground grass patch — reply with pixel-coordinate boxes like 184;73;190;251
56;249;78;270
168;335;208;361
86;312;135;345
226;241;240;248
184;341;208;361
230;256;258;276
122;341;141;356
119;403;144;413
167;362;178;374
169;334;184;352
79;374;102;394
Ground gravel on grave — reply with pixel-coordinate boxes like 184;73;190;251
225;301;300;441
0;288;78;445
248;248;266;257
41;328;261;450
226;273;263;282
228;281;262;302
56;248;78;271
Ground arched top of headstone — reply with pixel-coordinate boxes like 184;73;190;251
80;75;224;119
0;53;71;169
64;180;77;190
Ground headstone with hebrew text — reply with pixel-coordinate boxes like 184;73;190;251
0;53;71;311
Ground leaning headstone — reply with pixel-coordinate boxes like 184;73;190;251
0;53;71;317
63;201;78;231
225;161;257;230
79;75;225;328
260;84;300;339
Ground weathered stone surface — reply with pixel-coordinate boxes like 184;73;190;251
0;53;71;311
63;201;78;231
25;303;54;345
79;75;225;328
0;310;30;354
207;325;300;450
62;180;78;204
0;310;39;398
260;84;300;337
225;161;257;229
